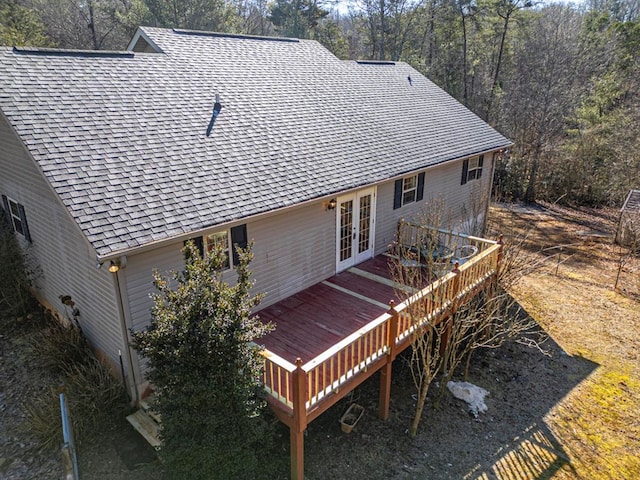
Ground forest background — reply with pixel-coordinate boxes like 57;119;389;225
1;0;638;207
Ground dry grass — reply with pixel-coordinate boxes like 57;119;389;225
488;202;640;479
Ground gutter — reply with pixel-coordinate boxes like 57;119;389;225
96;145;513;263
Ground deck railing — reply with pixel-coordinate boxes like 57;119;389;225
261;226;502;418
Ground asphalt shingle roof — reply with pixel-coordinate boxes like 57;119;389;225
0;27;511;258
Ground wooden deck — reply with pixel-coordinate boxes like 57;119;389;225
257;224;504;479
259;255;403;363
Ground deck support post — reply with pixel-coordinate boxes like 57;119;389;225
379;301;398;421
290;358;307;480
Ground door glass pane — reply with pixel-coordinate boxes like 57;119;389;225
340;200;353;262
358;194;371;254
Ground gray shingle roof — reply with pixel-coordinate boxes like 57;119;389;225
0;27;511;258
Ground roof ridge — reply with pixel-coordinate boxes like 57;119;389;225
13;46;134;58
172;28;299;43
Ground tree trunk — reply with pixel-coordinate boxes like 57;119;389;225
409;376;429;437
460;6;469;105
87;1;99;50
485;13;511;122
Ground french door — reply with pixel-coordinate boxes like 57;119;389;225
336;188;376;272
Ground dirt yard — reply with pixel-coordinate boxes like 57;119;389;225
1;201;638;479
300;202;640;479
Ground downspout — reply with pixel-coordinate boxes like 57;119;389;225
109;256;140;405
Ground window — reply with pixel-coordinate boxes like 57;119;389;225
1;195;31;242
402;175;417;206
184;224;247;270
461;155;484;185
205;231;231;270
393;172;425;210
8;199;24;235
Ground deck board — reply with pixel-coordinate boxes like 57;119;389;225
258;255;400;364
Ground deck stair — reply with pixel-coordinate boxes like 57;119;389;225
126;400;161;448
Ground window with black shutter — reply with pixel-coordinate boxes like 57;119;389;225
394;172;426;209
186;224;248;270
1;195;31;242
461;155;484;185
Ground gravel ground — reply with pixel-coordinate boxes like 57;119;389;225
0;315;63;480
0;312;163;480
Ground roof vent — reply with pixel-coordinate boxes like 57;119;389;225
356;60;396;66
408;75;412;86
12;46;134;58
206;94;222;137
173;29;299;43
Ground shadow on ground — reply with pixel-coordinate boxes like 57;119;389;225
299;302;598;480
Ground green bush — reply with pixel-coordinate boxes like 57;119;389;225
0;216;30;317
132;241;281;479
29;320;94;374
24;320;126;450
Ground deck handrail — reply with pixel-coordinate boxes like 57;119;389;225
261;346;297;408
261;236;502;413
398;220;498;244
302;312;392;372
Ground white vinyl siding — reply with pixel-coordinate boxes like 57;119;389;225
124;199;335;339
0;117;122;366
376;155;494;252
121;153;494;385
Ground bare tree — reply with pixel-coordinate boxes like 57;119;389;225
389;200;547;434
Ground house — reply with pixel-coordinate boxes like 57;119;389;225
0;27;511;478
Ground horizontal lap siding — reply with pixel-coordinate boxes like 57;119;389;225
375;156;494;253
250;201;335;308
0;117;122;366
123;155;494;381
124;243;185;333
124;200;336;339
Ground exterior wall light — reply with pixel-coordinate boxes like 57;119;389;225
327;198;337;210
107;256;127;273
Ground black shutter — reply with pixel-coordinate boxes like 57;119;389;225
477;155;484;179
18;204;31;243
1;195;11;231
230;224;248;265
461;159;469;185
393;179;403;209
184;236;204;257
416;172;425;201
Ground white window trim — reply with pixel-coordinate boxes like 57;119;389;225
204;230;232;270
7;197;25;237
466;156;482;182
402;175;418;206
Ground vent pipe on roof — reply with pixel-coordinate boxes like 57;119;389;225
407;75;412;86
206;94;222;137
